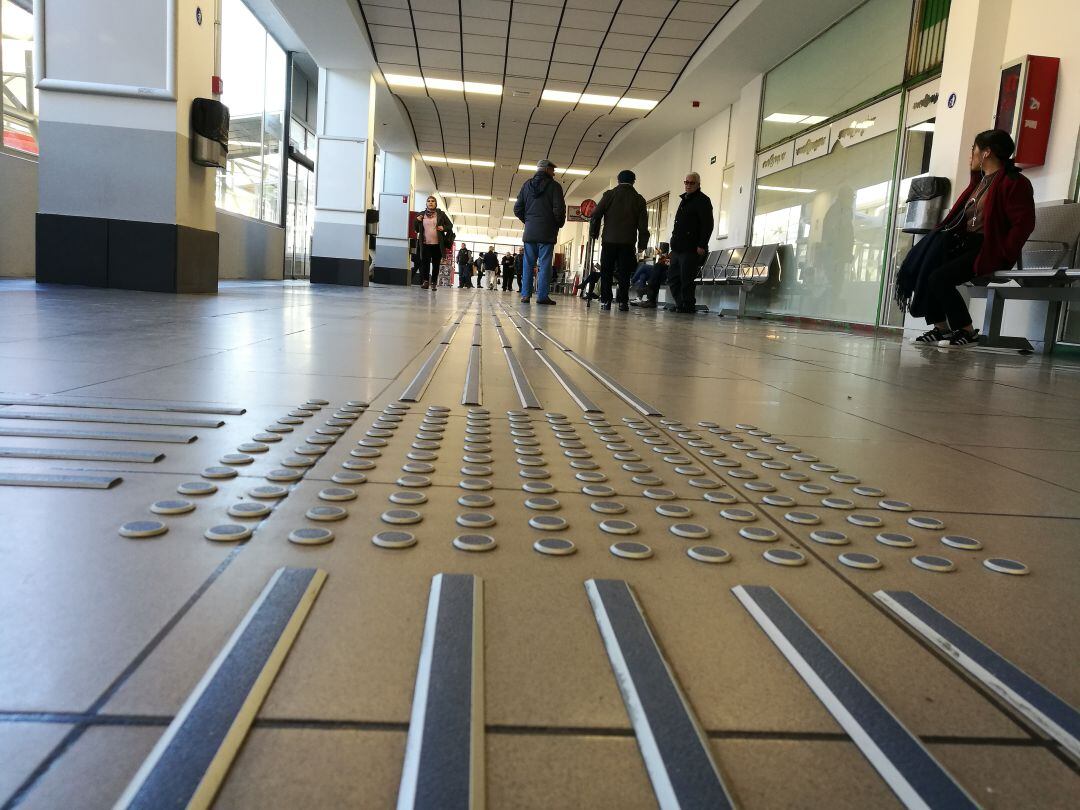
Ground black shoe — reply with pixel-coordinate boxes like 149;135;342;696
913;327;948;345
637;300;657;309
600;302;611;311
939;328;980;348
618;303;629;312
536;298;557;306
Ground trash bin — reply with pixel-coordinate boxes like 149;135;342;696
191;98;229;169
902;176;950;234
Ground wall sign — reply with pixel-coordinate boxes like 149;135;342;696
829;94;901;151
755;141;794;178
906;78;940;127
792;125;831;166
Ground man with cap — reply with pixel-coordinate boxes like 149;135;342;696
513;159;566;305
589;169;650;311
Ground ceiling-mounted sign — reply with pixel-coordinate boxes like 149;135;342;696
829;94;902;151
756;141;794;178
906;78;940;127
792;125;831;166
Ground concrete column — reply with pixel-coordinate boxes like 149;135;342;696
372;151;415;285
35;0;219;293
310;69;376;286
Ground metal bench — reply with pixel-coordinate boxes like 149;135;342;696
967;202;1080;353
717;243;782;317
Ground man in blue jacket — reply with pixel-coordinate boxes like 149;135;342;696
514;159;566;305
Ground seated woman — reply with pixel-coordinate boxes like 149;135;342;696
904;129;1035;347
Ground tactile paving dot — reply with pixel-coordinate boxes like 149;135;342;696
410;451;440;462
343;460;376;472
204;524;252;542
730;443;756;452
457;512;496;528
529;515;568;532
764;548;807;567
792;453;819;463
688;545;731;564
809;529;849;546
267;468;305;482
875;532;915;548
582;484;616;498
847;514;884;528
252;432;283;443
332;472;367;486
688;478;721;489
663;455;692;465
853;486;886;497
372;530;417;549
318;487;357;502
633;475;664;486
520;468;552;480
912;554;955;573
293;444;328;456
316;426;347;436
721;508;757;522
352;447;382;458
518;457;548;467
247;485;289;500
784;511;821;526
413;441;440;451
534;538;576;556
391;491;428;506
727;470;758;480
744;482;778;494
879;499;913;512
610;541;652;559
800;483;831;495
288;527;335;546
236;442;270;454
822;497;855;510
615;453;643;462
590;501;627;515
397;475;432;488
984;557;1029;575
178;481;217;496
762;494;796;507
526;497;561;511
739;527;780;543
219;453;254;466
302;505;345;522
600;519;639;536
941;535;982;551
704;491;739;505
360;438;388;448
228;501;272;519
655;503;693;518
381;508;421;525
575;471;607;483
278;417;304;425
839;552;882;570
264;424;294;433
761;461;790;471
671;523;710;539
564;450;593;459
780;472;810;482
523;481;556;495
402;462;436;475
281;456;316;468
909;516;946;531
643;488;677;501
119;520;168;539
454;534;497;552
346;400;370;408
289;409;314;418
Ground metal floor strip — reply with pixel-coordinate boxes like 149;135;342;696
586;579;736;810
564;352;663;416
398;573;484;810
0;426;196;444
0;446;163;463
471;323;483;347
0;410;225;429
734;585;978;809
0;396;245;415
533;350;602;412
462;346;483;406
0;472;123;490
876;590;1080;759
502;347;542;409
399;344;450;402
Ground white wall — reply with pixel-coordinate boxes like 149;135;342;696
0;153;37;278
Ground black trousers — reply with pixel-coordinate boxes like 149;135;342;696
599;243;637;304
502;268;514;290
419;244;441;284
668;251;700;308
923;234;983;328
457;263;471;287
644;263;668;301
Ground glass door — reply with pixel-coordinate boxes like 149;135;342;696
285;121;315;280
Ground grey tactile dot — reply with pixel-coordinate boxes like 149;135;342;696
413;441;440;451
460;478;493;491
576;471;608;483
839;552;882;570
359;438;388;448
372;531;417;549
822;497;855;510
319;487;357;502
744;481;778;493
520;468;551;480
671;523;710;539
876;532;915;547
656;503;692;518
293;444;328;456
761;461;790;471
746;451;772;461
518;457;548;467
306;505;348;522
600;519;639;536
410;451;439;462
219;453;254;466
413;431;440;441
688;478;721;489
343;459;376;471
762;494;796;507
247;485;289;500
346;401;370;408
457;512;496;528
459;493;495;508
453;534;497;552
688;545;731;564
780;472;810;482
909;516;946;531
784;511;821;526
777;444;801;453
278;417;303;425
582;484;616;498
289;409;314;418
643;488;676;501
281;456;316;468
591;501;627;515
739;527;780;542
306;398;330;406
831;474;860;485
615;453;642;462
264;424;294;433
534;538;576;556
912;554;955;573
267;468;305;482
847;514;884;528
662;455;692;465
735;423;758;431
465;452;497;463
178;481;217;496
529;515;568;531
941;535;982;551
523;481;556;495
704;491;739;505
854;486;886;497
252;432;283;443
382;509;422;525
119;520;168;539
633;474;664;486
810;463;839;473
402;462;436;475
730;443;756;452
289;527;335;546
727;470;758;480
721;508;757;522
984;558;1029;575
792;454;819;463
526;497;561;511
880;499;913;512
332;472;367;486
764;549;807;567
610;541;652;559
228;501;272;519
800;483;831;495
204;524;252;542
351;447;382;458
810;530;849;546
397;475;432;488
622;463;652;473
564;449;593;459
316;426;347;436
237;442;270;454
391;491;428;506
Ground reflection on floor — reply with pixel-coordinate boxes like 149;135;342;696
1;280;1078;808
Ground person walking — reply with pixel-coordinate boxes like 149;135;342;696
501;252;514;291
514;159;566;305
513;248;524;292
482;245;499;290
414;196;454;291
667;173;713;313
589;169;649;311
456;245;472;289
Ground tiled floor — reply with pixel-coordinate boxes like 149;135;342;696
1;279;1077;808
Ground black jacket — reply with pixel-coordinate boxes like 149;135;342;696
457;247;471;265
590;183;649;250
514;171;566;244
669;190;713;254
414;209;454;261
482;250;499;271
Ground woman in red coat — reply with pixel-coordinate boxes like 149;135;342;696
912;129;1035;347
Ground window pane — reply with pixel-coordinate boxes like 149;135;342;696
760;0;910;148
717;165;735;238
261;35;286;222
2;0;39;156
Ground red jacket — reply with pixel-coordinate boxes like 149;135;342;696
938;169;1036;276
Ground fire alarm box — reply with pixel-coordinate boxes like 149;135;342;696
994;55;1059;168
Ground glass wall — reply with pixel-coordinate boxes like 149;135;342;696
1;0;37;156
645;193;669;251
759;0;910;148
215;0;287;223
285;117;316;279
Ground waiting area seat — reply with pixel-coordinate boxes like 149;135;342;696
968;201;1080;353
698;243;784;317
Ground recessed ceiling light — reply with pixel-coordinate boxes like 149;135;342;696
757;185;816;194
423;155;495;167
441;193;492;200
764;113;827;125
541;89;657;111
387;74;502;96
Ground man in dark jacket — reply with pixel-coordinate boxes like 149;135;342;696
482;246;499;288
457;245;472;288
589;169;649;311
668;173;714;313
513;159;566;305
501;252;515;291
